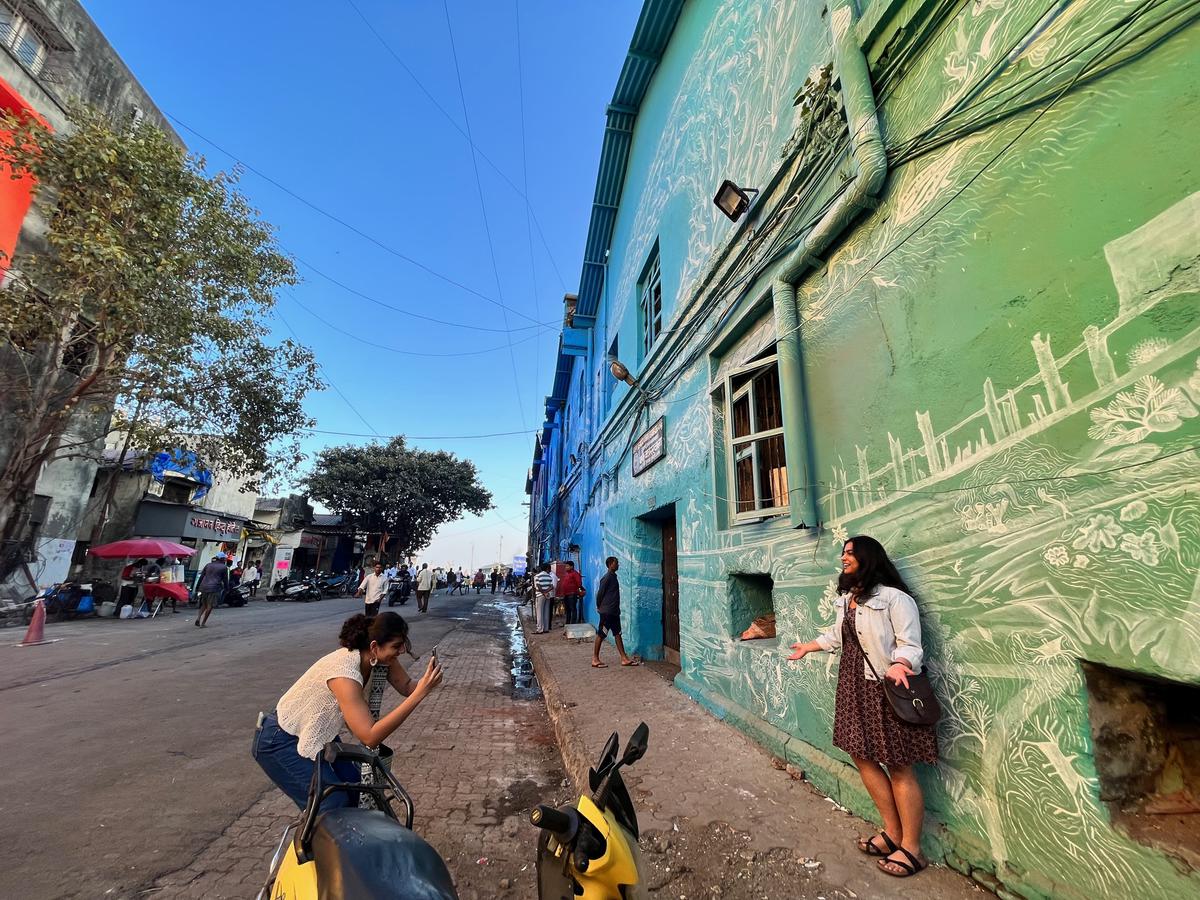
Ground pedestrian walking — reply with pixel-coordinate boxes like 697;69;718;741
414;563;435;613
592;556;636;666
557;560;585;627
472;568;486;594
787;535;937;879
251;612;442;812
490;567;500;594
244;561;261;598
357;561;387;618
195;552;229;627
533;563;556;634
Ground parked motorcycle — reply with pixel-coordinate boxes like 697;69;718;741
268;575;323;603
258;741;458;899
318;571;354;597
30;581;97;621
532;722;649;899
222;581;254;607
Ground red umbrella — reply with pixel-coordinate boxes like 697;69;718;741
89;539;197;559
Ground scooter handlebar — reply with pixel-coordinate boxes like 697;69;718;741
530;804;573;836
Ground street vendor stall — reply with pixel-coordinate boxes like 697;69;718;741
89;539;195;617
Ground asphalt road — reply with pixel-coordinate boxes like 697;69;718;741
0;590;475;900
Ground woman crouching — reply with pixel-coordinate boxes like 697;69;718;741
788;535;936;878
252;612;442;811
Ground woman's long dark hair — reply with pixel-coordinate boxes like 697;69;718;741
837;535;912;597
338;612;410;652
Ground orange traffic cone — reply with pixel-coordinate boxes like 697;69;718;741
18;599;59;647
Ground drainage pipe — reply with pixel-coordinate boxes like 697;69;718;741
772;0;887;528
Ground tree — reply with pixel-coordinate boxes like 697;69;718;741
305;437;492;557
0;106;321;548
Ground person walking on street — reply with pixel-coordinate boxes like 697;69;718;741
787;536;937;879
557;561;585;628
415;563;435;613
533;563;557;634
358;561;387;618
244;561;261;598
592;556;636;667
195;552;229;627
252;612;442;812
472;568;486;594
490;567;500;594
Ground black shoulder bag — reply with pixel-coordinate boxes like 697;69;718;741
848;612;941;726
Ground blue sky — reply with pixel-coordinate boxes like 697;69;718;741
84;0;643;569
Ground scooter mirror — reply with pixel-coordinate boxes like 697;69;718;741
622;722;649;766
598;731;620;771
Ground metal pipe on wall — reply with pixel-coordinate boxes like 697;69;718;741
772;0;888;528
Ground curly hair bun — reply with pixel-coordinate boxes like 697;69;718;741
338;614;371;651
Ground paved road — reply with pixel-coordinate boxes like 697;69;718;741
0;589;556;899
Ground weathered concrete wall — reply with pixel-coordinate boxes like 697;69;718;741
546;0;1200;896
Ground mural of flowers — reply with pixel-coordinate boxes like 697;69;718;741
1087;375;1198;445
1119;531;1162;566
1072;555;1090;569
1119;500;1148;522
1126;337;1170;368
1071;514;1124;554
830;523;849;545
1043;545;1070;567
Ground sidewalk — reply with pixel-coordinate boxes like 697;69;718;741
522;610;987;900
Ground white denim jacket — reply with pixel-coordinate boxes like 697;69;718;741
815;585;925;680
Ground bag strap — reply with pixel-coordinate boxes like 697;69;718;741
845;597;886;682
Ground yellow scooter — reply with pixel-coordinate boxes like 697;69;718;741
257;741;458;900
531;722;649;900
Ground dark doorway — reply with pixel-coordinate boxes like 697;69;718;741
661;514;680;665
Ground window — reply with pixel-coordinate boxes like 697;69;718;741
638;247;663;358
729;573;775;638
604;335;618;413
0;6;47;76
725;355;788;520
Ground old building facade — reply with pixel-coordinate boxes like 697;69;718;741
529;0;1200;896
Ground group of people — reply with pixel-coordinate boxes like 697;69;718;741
256;534;937;879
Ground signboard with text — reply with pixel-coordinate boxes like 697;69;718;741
512;554;527;577
632;417;665;477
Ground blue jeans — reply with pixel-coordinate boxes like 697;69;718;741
252;711;360;811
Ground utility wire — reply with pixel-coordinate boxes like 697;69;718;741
275;307;381;437
285;290;542;357
302;427;532;439
166;112;545;327
441;0;529;430
343;0;568;291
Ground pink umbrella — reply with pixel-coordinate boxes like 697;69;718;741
89;539;197;559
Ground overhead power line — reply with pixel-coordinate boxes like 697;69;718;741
302;427;532;439
343;0;568;291
166;112;546;327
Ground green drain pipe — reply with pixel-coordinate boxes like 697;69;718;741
773;0;887;528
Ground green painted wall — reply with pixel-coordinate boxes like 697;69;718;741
551;1;1200;896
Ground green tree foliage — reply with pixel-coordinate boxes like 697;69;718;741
305;437;492;557
0;106;321;545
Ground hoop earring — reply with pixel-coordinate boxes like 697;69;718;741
369;655;378;667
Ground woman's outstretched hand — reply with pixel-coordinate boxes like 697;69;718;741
418;656;443;694
885;660;913;688
787;640;815;661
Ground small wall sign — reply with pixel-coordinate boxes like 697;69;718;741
633;417;665;477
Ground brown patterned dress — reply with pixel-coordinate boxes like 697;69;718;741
832;605;938;767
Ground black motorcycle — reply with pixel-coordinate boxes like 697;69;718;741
387;576;411;607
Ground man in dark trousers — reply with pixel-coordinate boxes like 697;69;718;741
195;552;229;627
592;556;637;667
557;560;585;627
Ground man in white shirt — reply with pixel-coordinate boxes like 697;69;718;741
415;563;435;614
533;563;557;634
357;562;387;618
244;562;261;597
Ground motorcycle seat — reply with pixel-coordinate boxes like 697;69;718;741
311;807;459;900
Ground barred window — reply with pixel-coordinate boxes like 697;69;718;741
638;248;662;358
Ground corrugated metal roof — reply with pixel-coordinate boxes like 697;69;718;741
540;0;685;430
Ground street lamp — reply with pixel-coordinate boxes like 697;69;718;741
713;179;759;222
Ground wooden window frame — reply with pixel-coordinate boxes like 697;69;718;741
722;354;789;524
638;249;662;359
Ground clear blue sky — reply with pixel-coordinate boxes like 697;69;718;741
83;0;643;569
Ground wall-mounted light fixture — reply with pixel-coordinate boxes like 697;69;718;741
609;358;650;400
713;179;760;222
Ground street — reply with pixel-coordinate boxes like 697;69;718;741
0;589;562;899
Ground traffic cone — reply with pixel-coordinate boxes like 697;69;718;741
18;599;59;647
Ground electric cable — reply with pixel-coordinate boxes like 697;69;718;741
301;427;532;439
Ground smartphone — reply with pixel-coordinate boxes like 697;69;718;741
431;645;439;665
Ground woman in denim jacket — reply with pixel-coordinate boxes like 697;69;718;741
788;535;936;878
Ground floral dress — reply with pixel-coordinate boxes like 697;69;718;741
832;605;938;767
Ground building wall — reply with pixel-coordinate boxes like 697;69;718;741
544;1;1200;897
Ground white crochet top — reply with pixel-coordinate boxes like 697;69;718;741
276;648;365;759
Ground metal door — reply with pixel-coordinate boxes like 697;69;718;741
661;517;680;664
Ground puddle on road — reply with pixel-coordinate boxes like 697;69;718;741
484;598;541;700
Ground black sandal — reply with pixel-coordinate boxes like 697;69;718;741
878;847;927;877
856;831;897;857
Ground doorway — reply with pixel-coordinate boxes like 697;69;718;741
661;513;680;666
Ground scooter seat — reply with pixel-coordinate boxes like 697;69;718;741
312;807;459;900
